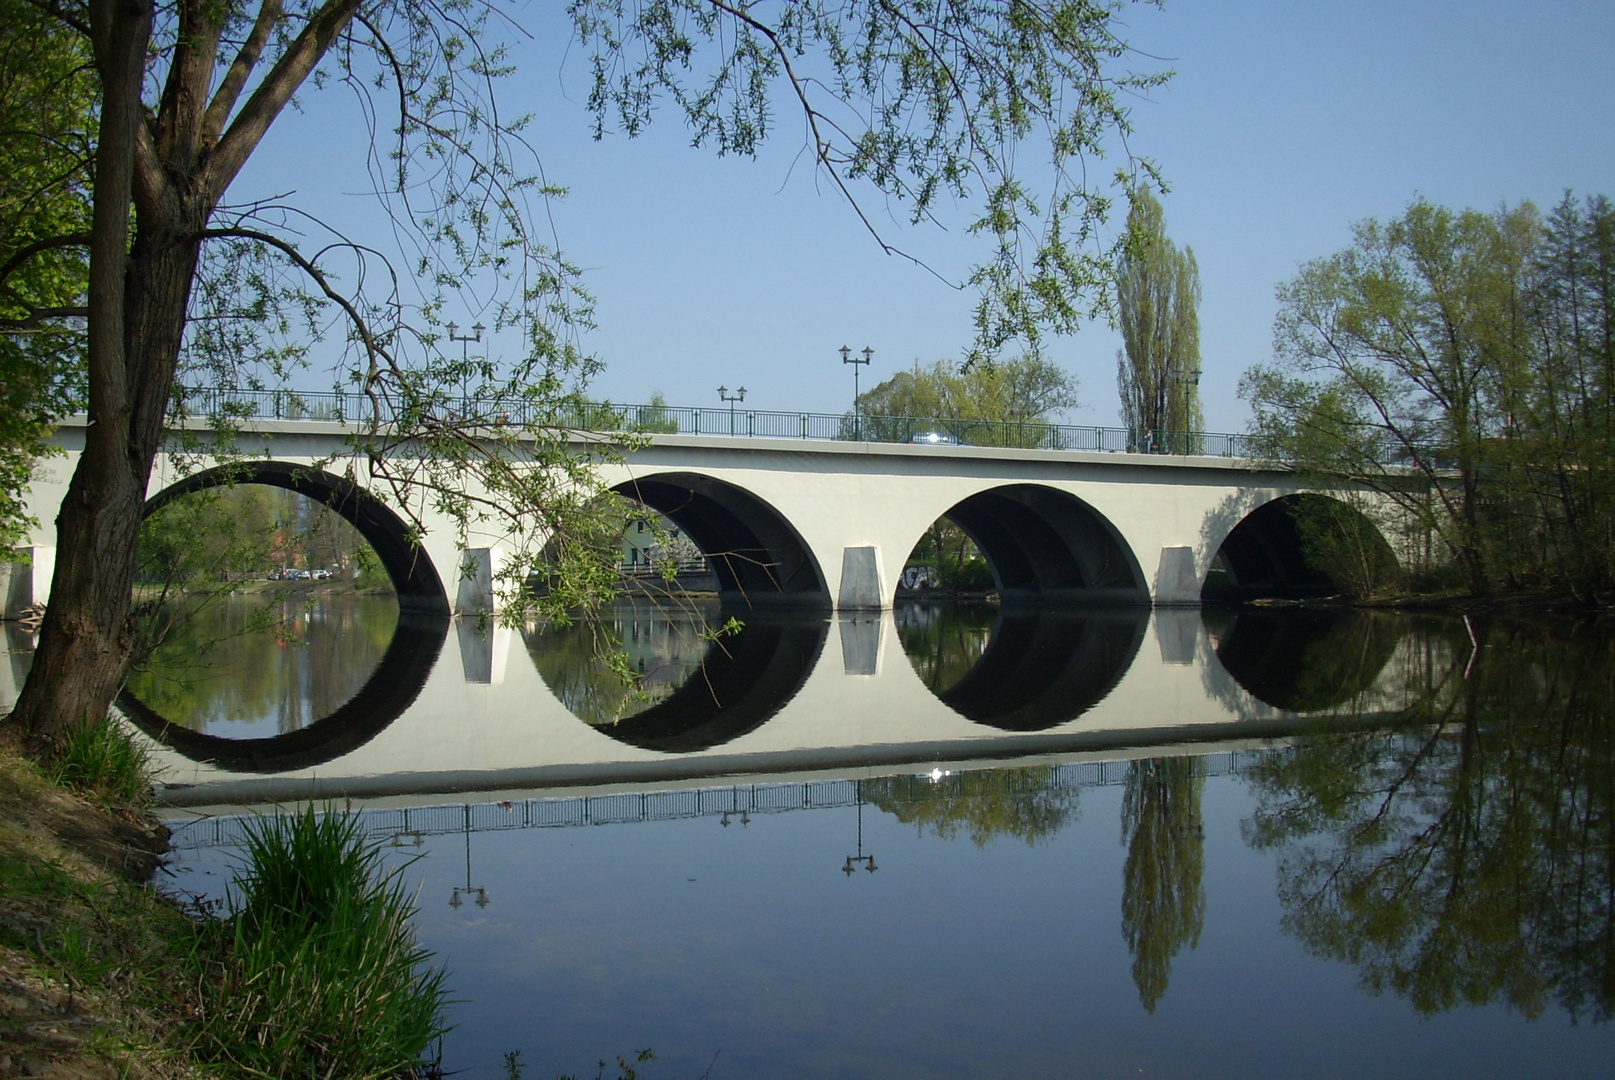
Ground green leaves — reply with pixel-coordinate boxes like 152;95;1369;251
1247;194;1615;599
571;0;1167;359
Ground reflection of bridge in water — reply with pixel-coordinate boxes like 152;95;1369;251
167;748;1260;849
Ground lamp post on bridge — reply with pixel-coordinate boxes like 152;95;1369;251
717;384;747;435
841;345;874;440
446;320;485;409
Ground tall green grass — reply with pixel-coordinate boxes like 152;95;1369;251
46;716;153;806
193;804;448;1079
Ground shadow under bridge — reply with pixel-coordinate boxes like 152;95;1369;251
614;472;830;607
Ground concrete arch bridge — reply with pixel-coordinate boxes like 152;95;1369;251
11;417;1389;618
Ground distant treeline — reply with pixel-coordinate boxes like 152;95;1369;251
1246;193;1615;602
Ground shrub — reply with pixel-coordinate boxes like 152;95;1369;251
46;716;152;806
193;805;447;1079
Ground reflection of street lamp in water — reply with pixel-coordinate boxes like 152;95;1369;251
842;780;878;876
448;806;489;909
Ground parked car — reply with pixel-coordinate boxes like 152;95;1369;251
904;431;965;446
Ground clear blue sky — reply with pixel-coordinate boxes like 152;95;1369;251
237;0;1615;433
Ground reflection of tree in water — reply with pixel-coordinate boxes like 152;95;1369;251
524;598;721;725
1120;757;1205;1013
124;595;398;735
895;601;995;693
1243;617;1615;1021
861;766;1080;848
1201;607;1406;713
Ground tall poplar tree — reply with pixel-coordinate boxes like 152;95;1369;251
1116;188;1202;452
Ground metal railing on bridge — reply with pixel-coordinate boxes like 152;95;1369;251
166;751;1259;850
178;386;1260;459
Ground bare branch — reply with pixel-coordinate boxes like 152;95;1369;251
204;0;362;201
200;0;284;147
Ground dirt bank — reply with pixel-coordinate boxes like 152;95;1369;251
0;741;199;1078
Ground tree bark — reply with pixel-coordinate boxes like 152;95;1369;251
4;0;360;755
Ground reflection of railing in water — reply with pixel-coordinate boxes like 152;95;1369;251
167;751;1258;849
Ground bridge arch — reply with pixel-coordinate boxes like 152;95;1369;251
1203;493;1395;601
903;483;1148;605
143;460;450;613
121;460;452;771
613;472;829;606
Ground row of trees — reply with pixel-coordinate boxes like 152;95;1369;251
842;354;1081;447
1245;194;1615;601
0;0;1166;754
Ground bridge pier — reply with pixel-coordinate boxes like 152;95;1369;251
1152;547;1201;606
2;546;54;619
837;546;887;611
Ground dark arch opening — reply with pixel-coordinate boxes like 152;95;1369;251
1203;493;1395;602
613;473;829;607
143;461;449;614
1202;607;1402;712
527;605;828;753
898;602;1148;731
934;485;1147;604
120;462;452;771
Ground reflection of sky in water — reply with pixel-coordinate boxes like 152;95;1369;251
164;758;1615;1080
156;613;1615;1076
123;594;398;739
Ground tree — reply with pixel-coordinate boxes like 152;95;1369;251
1116;187;1202;453
3;0;1163;753
843;354;1080;447
0;0;95;548
1119;755;1204;1012
1244;196;1615;600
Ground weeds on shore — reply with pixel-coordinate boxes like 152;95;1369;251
190;804;448;1079
45;716;153;806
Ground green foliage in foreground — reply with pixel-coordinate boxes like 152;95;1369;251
192;805;448;1079
44;717;153;808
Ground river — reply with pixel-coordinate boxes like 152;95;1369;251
20;594;1612;1078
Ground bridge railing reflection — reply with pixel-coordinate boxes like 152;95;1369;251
166;751;1259;850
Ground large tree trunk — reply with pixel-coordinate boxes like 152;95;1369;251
8;238;200;752
2;0;363;755
3;0;198;754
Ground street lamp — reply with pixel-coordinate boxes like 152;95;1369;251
717;384;747;435
841;345;873;440
841;780;878;876
446;320;485;405
448;805;489;910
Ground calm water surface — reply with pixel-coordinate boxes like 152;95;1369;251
112;598;1615;1078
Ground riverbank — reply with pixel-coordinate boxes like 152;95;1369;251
0;738;193;1077
0;729;445;1078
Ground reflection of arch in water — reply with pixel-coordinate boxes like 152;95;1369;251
118;611;449;772
928;485;1147;605
903;604;1148;731
1205;494;1394;601
613;473;829;607
144;461;449;614
529;607;828;753
1203;607;1401;712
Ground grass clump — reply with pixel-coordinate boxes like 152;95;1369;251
192;803;448;1079
46;716;154;807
